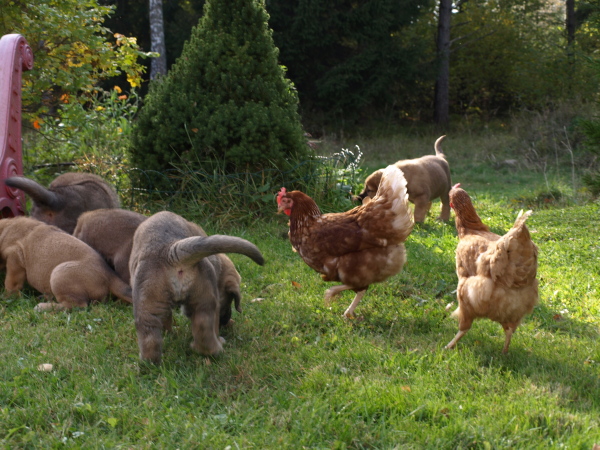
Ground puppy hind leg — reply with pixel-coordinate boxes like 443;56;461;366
438;194;451;221
413;198;432;223
49;265;92;309
4;253;27;294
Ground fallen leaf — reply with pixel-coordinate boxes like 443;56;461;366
37;364;53;372
553;314;562;321
401;386;411;392
291;281;301;289
251;298;265;303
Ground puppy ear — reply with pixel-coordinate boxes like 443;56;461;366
232;291;242;313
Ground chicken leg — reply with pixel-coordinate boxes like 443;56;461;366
501;323;517;354
324;285;367;318
444;330;467;350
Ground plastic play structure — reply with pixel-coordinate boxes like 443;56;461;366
0;33;33;217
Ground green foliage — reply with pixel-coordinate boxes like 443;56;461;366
160;145;365;227
21;87;139;189
267;0;430;126
129;0;310;176
579;58;600;196
0;0;151;126
448;0;599;117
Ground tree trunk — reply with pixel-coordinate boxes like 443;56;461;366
434;0;452;126
566;0;576;46
149;0;167;79
566;0;576;64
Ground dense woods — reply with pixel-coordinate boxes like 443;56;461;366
2;0;599;131
98;0;600;129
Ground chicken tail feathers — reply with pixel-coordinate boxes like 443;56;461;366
371;165;414;237
487;209;538;287
514;209;533;227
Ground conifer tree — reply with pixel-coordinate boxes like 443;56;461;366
129;0;309;174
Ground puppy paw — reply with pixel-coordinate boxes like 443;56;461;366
34;302;61;312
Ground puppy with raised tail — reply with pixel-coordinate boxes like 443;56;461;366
129;211;264;365
356;135;452;223
0;217;132;311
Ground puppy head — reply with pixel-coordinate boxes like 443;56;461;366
355;169;384;202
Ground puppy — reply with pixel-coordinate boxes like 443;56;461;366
73;209;147;285
129;211;264;365
356;136;452;223
0;216;132;311
74;209;244;328
5;172;120;233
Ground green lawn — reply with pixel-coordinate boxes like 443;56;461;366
1;132;599;448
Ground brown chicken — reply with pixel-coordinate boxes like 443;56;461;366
445;184;539;353
277;165;414;318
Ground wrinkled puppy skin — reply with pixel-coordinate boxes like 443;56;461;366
0;217;132;311
74;209;147;285
5;172;120;234
129;211;264;365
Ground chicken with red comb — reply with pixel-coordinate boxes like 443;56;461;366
277;165;414;318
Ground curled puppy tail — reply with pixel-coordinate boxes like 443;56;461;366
5;176;63;209
434;135;446;157
168;235;265;267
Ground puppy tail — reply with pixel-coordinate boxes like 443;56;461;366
108;274;133;304
5;176;63;209
434;135;446;157
168;235;265;267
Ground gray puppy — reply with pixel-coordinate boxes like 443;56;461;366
356;136;452;223
73;209;147;285
129;211;264;364
74;209;244;328
5;172;120;233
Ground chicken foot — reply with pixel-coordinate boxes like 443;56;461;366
501;323;517;354
324;285;367;318
444;330;467;350
446;323;518;353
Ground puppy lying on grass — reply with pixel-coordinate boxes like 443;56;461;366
74;209;147;285
129;211;264;365
356;135;452;223
5;172;120;234
0;217;132;311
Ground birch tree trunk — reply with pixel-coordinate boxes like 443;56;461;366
433;0;452;126
149;0;167;79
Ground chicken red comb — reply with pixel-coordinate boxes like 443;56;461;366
276;187;287;205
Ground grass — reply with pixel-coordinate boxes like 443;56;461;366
1;129;600;448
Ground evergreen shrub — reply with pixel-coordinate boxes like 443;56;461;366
129;0;311;178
